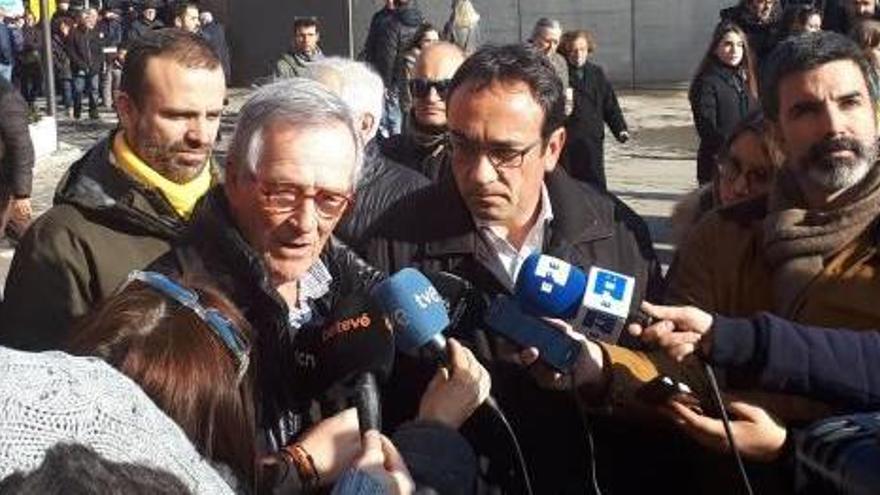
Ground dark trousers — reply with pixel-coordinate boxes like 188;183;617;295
20;64;42;105
73;72;99;118
58;78;73;110
562;133;607;191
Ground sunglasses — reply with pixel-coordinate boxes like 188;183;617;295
126;271;251;383
409;78;452;99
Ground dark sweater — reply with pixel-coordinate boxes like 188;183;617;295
710;313;880;411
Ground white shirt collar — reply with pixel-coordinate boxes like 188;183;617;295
475;184;554;285
287;259;333;329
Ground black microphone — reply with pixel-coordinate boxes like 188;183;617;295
305;293;395;433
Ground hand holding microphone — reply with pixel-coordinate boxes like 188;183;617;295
373;269;492;427
418;338;491;429
516;318;606;392
350;430;415;495
627;301;715;362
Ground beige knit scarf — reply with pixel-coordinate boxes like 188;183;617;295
763;164;880;315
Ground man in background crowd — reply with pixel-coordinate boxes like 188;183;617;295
381;42;465;182
274;17;323;79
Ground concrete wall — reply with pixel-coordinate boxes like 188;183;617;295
216;0;736;87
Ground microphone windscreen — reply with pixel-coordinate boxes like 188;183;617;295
372;268;450;355
310;293;395;394
515;254;587;319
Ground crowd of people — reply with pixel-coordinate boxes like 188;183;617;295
0;0;229;118
0;0;879;494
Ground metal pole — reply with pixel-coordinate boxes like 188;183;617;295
630;0;636;89
347;0;354;58
40;0;56;117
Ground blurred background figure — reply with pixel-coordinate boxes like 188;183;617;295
0;75;34;243
560;29;629;191
0;8;14;82
394;22;439;128
17;10;42;112
199;11;231;84
443;0;481;55
780;4;823;38
689;21;759;184
274;17;324;79
720;0;782;62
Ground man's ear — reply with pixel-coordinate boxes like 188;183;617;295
542;126;566;173
115;91;135;131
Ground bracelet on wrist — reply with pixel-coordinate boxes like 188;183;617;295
283;443;321;490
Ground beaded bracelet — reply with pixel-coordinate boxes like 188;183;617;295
283;443;320;491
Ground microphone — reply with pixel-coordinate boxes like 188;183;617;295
296;293;394;433
514;253;636;344
374;269;535;495
372;268;451;365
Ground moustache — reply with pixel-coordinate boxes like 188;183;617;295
806;136;866;164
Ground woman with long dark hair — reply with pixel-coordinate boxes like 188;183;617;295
67;272;259;490
689;21;759;184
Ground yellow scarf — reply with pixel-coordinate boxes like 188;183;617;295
112;132;212;219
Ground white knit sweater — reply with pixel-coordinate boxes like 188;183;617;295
0;346;233;494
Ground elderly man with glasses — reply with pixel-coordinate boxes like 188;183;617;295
152;78;489;493
364;43;666;493
381;41;465;182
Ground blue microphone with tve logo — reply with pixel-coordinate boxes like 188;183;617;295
514;253;636;344
372;268;452;364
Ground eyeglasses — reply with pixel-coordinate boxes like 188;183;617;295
409;78;452;99
718;162;774;190
126;270;251;383
257;182;353;220
449;134;544;169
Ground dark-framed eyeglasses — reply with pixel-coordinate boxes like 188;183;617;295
257;182;354;220
449;134;544;169
126;270;251;383
409;78;452;99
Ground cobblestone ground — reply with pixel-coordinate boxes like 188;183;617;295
0;88;698;282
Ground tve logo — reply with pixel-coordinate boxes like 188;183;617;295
532;255;572;294
583;267;634;319
414;285;443;309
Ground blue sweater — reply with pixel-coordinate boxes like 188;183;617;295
710;313;880;411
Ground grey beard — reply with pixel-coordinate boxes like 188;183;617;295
806;144;877;192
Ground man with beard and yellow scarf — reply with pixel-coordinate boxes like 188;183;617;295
0;29;225;351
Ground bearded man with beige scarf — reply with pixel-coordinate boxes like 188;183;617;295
508;32;880;490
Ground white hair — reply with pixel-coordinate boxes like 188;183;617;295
532;17;562;38
199;11;213;24
303;57;385;142
228;78;363;183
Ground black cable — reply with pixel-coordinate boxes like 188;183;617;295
570;374;602;495
703;362;755;495
483;396;534;495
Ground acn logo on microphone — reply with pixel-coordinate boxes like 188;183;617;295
323;313;372;342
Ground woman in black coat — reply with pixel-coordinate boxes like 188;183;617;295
560;29;629;191
689;21;759;184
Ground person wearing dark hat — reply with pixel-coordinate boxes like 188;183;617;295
127;0;164;43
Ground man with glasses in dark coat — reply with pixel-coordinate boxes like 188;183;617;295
364;43;668;493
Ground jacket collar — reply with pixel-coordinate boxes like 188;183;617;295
53;130;190;240
424;168;615;258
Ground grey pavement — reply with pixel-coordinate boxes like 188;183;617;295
0;88;698;284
